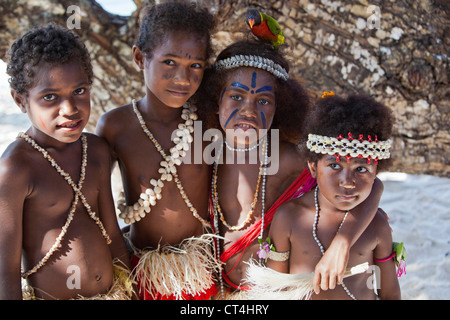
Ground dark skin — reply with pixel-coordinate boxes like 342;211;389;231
267;157;400;299
214;68;384;292
96;31;210;249
0;63;129;299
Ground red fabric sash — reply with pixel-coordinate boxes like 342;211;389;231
209;168;315;276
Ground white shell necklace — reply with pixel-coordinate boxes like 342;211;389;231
117;99;210;229
18;132;111;279
211;136;269;299
313;186;356;300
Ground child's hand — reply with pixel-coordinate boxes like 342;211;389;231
313;236;350;294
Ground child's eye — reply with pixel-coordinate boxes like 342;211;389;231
230;95;242;101
74;88;86;95
43;94;56;101
330;163;341;170
191;63;203;69
163;60;175;66
356;166;369;173
258;98;269;105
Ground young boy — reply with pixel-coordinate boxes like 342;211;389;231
0;23;132;300
95;2;218;300
260;93;401;299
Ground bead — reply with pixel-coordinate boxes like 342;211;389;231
313;186;355;300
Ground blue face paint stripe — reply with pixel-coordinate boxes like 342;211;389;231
261;112;266;129
231;82;249;91
255;85;273;93
220;87;227;105
224;109;239;128
251;72;257;88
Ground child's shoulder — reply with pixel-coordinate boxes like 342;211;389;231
274;191;313;224
0;138;36;181
96;103;134;133
83;132;111;158
84;131;108;147
368;208;392;237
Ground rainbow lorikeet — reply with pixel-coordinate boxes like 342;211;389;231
246;9;285;49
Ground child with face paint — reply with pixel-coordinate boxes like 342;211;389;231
196;40;384;298
249;93;401;300
0;23;132;300
96;2;219;300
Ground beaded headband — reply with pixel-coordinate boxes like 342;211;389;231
213;54;289;81
306;132;392;164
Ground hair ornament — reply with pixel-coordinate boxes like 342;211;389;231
306;132;391;164
213;54;289;81
321;91;335;98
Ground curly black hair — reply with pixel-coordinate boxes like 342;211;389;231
194;39;310;143
135;1;215;62
6;23;93;96
299;94;395;171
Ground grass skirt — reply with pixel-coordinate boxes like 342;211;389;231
243;259;369;300
130;234;221;300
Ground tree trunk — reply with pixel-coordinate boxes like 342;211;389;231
0;0;448;177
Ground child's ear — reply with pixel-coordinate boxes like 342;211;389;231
11;90;27;113
132;45;145;70
307;160;317;179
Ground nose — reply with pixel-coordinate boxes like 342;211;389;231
173;67;190;86
238;99;258;119
59;98;79;117
339;169;356;189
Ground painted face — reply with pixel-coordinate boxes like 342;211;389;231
309;155;378;212
136;31;207;109
17;62;91;146
218;68;277;147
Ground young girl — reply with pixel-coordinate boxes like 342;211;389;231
195;40;384;298
0;23;132;300
95;2;218;300
250;93;401;300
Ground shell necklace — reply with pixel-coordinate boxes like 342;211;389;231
313;186;356;300
211;136;268;299
18;132;111;279
117;99;210;229
211;136;267;231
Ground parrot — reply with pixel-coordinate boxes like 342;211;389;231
245;9;285;49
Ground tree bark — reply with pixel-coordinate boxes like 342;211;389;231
0;0;448;177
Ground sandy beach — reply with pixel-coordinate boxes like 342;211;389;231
0;60;448;300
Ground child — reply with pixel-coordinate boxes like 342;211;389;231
256;93;401;299
95;2;218;300
195;40;384;299
0;23;132;300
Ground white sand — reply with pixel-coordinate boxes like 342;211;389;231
1;61;448;300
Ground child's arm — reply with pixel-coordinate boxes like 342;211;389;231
95;113;118;169
0;155;28;299
313;177;383;293
266;203;294;273
373;210;401;300
94;137;130;268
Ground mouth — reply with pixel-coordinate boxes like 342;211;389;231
57;120;82;131
233;121;258;132
336;194;358;201
167;89;190;97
